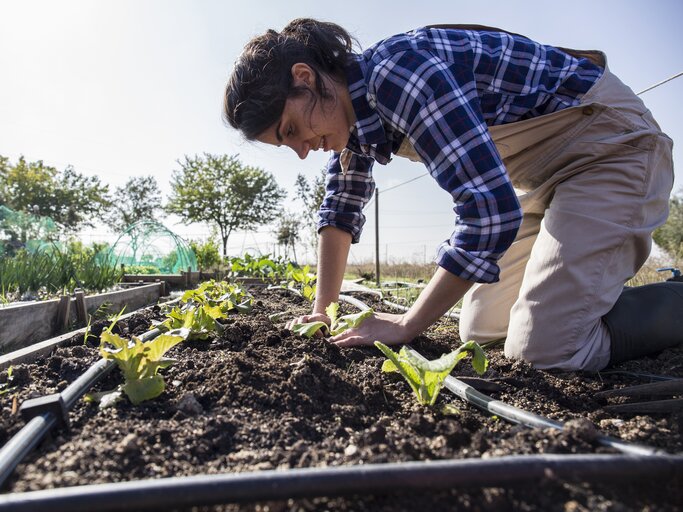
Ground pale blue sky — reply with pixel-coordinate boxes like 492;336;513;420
1;0;681;262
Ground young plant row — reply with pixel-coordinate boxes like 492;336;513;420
227;254;317;302
90;280;253;407
0;244;122;301
291;302;488;406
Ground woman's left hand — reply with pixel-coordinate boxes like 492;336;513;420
330;311;415;347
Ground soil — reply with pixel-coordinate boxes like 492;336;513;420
1;287;682;511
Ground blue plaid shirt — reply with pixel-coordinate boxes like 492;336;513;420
318;26;603;283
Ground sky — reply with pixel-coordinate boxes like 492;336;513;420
1;0;682;265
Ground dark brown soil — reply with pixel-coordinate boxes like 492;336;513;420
1;287;682;511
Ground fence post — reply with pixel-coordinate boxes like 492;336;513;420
375;188;380;287
74;289;87;326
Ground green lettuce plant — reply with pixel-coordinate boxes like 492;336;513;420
286;263;317;302
291;302;373;338
156;303;226;340
97;329;185;406
374;341;488;406
181;280;252;314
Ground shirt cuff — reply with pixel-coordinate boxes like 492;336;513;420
434;241;501;284
317;217;363;244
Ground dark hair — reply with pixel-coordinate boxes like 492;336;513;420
224;18;356;140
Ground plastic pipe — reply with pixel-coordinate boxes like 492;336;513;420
0;415;57;488
0;454;680;512
0;329;161;488
336;296;663;457
404;350;660;457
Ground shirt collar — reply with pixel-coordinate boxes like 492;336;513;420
345;53;387;147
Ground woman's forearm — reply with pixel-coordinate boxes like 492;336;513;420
401;266;474;339
313;226;352;315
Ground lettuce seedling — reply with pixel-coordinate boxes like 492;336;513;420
291;302;373;338
286;264;317;302
181;280;252;314
374;341;488;406
99;330;185;405
156;303;225;340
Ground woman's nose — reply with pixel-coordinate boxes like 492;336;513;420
295;140;310;160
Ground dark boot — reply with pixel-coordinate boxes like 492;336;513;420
603;282;683;366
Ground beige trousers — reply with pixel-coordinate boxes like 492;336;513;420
459;56;674;371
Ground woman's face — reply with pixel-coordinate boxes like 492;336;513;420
256;63;355;159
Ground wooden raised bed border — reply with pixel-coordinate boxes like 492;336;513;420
0;282;165;355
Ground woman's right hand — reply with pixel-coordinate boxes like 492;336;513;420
287;313;331;337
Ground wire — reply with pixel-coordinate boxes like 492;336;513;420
636;71;683;96
381;172;430;193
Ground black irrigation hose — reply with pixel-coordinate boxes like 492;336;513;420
0;454;681;512
336;296;664;457
407;348;661;457
0;328;161;488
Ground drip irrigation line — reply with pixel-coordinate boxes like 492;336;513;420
0;328;161;488
336;296;663;457
0;454;680;512
408;348;660;457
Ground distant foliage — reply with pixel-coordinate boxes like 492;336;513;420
189;239;222;270
166;154;286;257
107;176;162;234
294;169;327;250
653;192;683;260
0;155;110;234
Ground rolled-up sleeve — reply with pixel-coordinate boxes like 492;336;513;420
317;151;376;243
370;49;522;283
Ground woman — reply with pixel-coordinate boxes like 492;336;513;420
224;19;680;371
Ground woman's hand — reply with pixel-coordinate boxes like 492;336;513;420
287;313;331;337
330;311;415;347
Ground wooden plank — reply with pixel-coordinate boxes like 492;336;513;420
0;283;163;354
0;298;63;354
84;282;163;317
0;297;180;371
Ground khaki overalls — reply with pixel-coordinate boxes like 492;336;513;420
395;26;674;371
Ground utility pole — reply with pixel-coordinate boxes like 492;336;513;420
375;188;380;287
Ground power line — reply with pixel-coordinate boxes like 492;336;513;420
636;71;683;96
381;172;430;193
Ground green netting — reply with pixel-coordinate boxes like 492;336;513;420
108;220;197;274
0;205;59;255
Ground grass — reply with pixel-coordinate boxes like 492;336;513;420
627;256;682;286
345;262;437;284
340;255;679;310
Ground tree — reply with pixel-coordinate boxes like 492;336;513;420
189;239;222;270
107;176;162;233
294;168;327;251
166;153;286;257
275;212;301;261
0;156;111;234
653;191;683;260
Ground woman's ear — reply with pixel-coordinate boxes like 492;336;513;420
291;63;315;88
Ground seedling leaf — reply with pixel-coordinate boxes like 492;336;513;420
123;375;165;405
330;309;373;336
374;340;488;406
291;321;328;338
